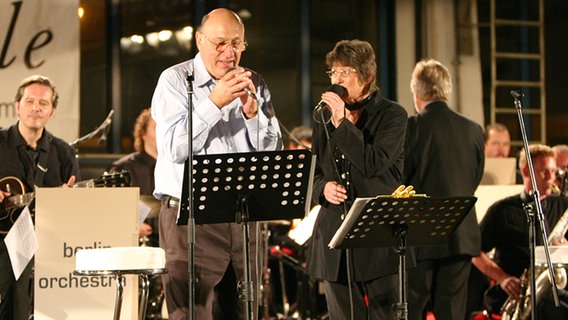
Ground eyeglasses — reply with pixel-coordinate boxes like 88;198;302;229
200;33;248;52
326;69;357;78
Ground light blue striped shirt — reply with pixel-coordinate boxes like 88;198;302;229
151;53;283;199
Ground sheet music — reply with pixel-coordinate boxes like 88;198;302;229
5;206;38;280
138;201;152;225
328;196;375;249
289;205;321;245
328;195;476;250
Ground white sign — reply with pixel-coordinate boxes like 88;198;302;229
34;188;139;320
0;0;80;143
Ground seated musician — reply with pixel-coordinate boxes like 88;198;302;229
0;75;79;320
472;144;568;318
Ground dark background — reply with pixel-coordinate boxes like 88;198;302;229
76;0;567;177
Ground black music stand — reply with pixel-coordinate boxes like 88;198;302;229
178;149;316;319
329;196;477;320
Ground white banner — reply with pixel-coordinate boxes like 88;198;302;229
0;0;80;143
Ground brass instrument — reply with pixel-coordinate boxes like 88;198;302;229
500;197;568;319
551;183;562;195
500;269;529;320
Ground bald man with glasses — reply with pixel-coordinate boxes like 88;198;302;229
151;8;282;320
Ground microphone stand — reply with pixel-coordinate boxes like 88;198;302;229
561;171;568;195
511;91;560;319
69;109;114;149
186;73;196;320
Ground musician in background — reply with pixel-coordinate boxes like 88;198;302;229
472;144;568;318
0;75;79;320
484;123;511;158
287;125;312;150
109;108;158;246
108;107;163;317
553;144;568;195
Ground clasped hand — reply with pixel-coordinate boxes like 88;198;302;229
323;181;348;205
210;67;258;119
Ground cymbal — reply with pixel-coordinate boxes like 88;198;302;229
140;195;161;218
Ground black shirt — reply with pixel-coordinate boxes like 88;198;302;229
0;123;79;192
480;193;568;277
109;151;156;196
109;151;157;246
0;123;79;319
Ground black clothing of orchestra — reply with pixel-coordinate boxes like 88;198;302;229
481;194;568;277
110;151;156;195
481;193;568;317
404;101;484;258
306;93;411;318
109;151;157;246
110;150;162;316
0;123;79;320
403;101;485;320
0;124;79;192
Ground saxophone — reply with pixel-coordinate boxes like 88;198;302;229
501;192;568;319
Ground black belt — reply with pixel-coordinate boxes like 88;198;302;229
163;196;180;208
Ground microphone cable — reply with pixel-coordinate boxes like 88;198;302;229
316;108;355;320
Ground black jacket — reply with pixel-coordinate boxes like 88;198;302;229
403;101;484;259
307;93;411;282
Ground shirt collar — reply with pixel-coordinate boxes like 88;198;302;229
193;53;216;89
10;122;50;151
10;123;27;148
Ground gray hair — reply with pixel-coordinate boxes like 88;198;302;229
411;59;452;101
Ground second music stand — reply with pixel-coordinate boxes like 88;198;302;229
329;195;477;320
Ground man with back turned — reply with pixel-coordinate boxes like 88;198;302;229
403;59;485;320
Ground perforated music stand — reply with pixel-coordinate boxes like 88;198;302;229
178;149;316;319
329;196;477;320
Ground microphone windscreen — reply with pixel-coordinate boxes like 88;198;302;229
327;84;346;97
510;90;522;99
225;67;238;75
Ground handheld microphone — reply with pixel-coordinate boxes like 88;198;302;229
243;87;257;100
226;67;257;100
313;84;347;112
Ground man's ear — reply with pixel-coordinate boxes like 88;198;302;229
521;165;529;177
195;32;203;51
49;106;56;119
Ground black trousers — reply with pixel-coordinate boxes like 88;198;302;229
407;256;472;320
0;238;33;320
322;273;399;320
